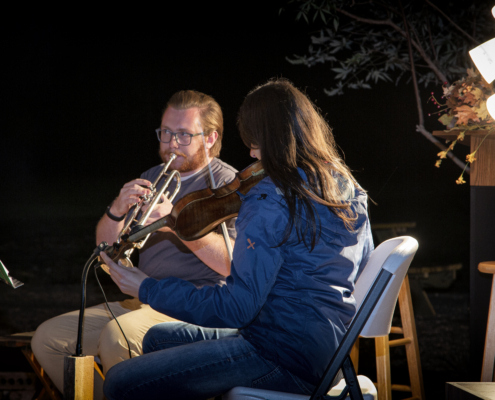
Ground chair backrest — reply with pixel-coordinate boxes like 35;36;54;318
354;236;418;337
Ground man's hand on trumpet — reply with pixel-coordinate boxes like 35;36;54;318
111;178;153;216
140;194;174;230
100;251;148;298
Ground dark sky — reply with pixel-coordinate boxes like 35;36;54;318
1;3;471;268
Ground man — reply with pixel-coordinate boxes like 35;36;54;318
31;90;237;399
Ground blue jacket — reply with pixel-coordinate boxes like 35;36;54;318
139;174;373;385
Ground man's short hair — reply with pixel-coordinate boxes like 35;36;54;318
166;90;223;158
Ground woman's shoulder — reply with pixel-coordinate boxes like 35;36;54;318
244;176;284;201
238;176;287;215
236;176;289;243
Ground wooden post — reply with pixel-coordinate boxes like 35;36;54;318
434;130;495;379
350;338;360;373
470;134;495;186
469;133;495;379
64;355;94;399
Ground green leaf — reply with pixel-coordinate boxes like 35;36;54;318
438;114;454;126
320;10;327;24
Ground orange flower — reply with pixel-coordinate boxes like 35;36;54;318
456;176;466;185
435;160;442;168
437;150;448;159
466;152;477;163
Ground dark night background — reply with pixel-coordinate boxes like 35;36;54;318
0;2;475;399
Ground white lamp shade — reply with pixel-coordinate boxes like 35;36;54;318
469;38;495;84
492;6;495;18
487;94;495;120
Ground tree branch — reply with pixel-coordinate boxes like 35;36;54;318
425;0;479;45
336;8;391;27
416;125;470;172
336;8;448;83
424;3;438;62
399;0;424;126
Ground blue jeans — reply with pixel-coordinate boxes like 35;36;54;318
103;322;315;400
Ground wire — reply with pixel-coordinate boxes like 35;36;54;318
94;263;133;359
374;166;398;200
76;254;100;356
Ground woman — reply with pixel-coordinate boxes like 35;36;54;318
101;78;373;400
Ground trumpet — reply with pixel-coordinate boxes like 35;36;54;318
103;153;181;271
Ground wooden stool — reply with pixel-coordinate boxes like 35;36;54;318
350;275;425;400
478;261;495;382
0;333;105;400
0;333;62;400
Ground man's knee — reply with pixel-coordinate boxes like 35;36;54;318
99;319;135;372
31;317;71;360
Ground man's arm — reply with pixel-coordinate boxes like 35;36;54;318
174;231;235;276
142;194;235;277
95;211;126;246
96;178;152;245
99;193;234;277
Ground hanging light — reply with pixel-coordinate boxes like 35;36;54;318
470;38;495;118
469;38;495;84
487;94;495;120
469;8;495;118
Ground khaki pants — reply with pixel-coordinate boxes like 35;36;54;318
31;298;176;400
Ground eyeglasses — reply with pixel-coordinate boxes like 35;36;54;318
155;128;203;146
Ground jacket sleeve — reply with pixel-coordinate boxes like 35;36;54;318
138;192;287;328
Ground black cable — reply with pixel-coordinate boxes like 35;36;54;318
94;263;133;359
75;253;99;356
374;166;398;200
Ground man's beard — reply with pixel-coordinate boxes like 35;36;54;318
159;146;207;173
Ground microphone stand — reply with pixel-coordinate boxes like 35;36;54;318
64;241;107;399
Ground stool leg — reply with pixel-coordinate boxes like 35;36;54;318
350;338;360;373
375;335;392;400
398;275;425;400
481;277;495;382
21;348;62;400
94;362;105;381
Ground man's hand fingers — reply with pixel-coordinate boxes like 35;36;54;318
99;251;147;298
122;179;152;188
100;252;122;275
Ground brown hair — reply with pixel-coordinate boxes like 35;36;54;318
238;78;358;250
166;90;223;158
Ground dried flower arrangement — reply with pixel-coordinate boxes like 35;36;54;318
429;68;494;184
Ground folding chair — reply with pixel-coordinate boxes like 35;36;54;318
223;236;418;400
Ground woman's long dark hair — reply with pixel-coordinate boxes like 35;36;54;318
238;78;358;251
